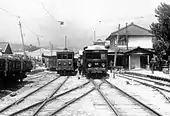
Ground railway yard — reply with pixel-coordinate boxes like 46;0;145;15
0;71;170;116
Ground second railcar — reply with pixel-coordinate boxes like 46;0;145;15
83;45;109;79
43;55;57;71
56;49;76;76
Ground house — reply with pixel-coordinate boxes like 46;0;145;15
0;42;13;54
93;39;105;45
106;23;155;70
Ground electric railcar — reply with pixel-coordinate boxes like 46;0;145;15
0;55;32;85
56;49;76;76
83;45;109;79
43;55;57;71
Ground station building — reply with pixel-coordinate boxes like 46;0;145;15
106;23;155;70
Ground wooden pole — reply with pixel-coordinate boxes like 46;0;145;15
94;30;96;43
126;23;128;50
65;36;67;49
49;42;52;56
18;21;26;58
113;24;120;67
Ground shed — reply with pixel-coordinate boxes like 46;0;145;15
0;42;13;54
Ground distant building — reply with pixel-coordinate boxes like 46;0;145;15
93;39;105;45
0;42;13;54
106;23;155;70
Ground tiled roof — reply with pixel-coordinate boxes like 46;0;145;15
84;45;107;51
125;47;154;55
106;23;153;40
0;42;9;52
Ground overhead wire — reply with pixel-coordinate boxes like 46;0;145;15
0;6;43;39
0;7;20;18
36;0;64;25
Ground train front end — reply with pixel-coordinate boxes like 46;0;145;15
83;45;109;79
56;50;75;76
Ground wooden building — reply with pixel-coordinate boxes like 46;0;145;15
0;42;13;54
106;23;155;70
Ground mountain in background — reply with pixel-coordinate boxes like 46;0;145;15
10;43;39;52
10;43;80;53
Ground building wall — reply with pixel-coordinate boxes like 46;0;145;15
131;54;140;69
110;36;153;49
110;39;115;49
128;36;153;48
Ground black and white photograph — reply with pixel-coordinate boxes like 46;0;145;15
0;0;170;115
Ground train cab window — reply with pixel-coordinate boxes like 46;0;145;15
68;54;72;59
63;54;67;59
86;53;100;59
57;54;62;59
101;54;106;60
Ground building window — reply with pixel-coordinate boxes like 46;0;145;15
117;35;127;45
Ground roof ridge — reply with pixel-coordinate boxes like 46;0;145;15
111;23;151;35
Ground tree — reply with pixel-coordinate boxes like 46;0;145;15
150;3;170;55
26;44;39;52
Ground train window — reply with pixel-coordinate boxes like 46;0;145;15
86;53;101;59
57;54;62;59
101;54;106;60
68;54;72;59
63;54;67;59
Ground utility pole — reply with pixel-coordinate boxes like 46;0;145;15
64;36;67;50
113;24;120;67
126;23;128;50
18;20;26;58
37;36;42;62
49;42;52;56
93;30;96;43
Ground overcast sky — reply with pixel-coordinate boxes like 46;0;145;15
0;0;169;49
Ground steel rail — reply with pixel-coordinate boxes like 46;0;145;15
0;75;60;113
155;88;170;103
49;88;95;116
8;81;90;116
90;79;119;116
117;74;170;93
104;79;163;116
121;73;170;87
32;76;69;116
25;75;43;81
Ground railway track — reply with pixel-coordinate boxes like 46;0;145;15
0;74;63;115
9;79;92;116
0;74;94;116
25;71;57;81
117;73;170;93
90;79;163;116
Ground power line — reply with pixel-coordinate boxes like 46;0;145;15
0;6;43;45
36;0;64;25
0;7;20;18
21;21;43;37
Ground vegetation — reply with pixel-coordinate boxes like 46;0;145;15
25;44;39;52
150;3;170;56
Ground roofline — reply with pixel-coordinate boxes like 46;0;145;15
112;23;152;35
3;43;9;52
106;23;153;41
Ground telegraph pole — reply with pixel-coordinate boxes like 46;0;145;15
64;36;67;49
113;24;120;67
93;30;96;43
37;36;42;62
126;23;128;50
18;20;26;58
49;42;52;56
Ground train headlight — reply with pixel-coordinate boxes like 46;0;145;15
58;62;61;65
88;63;92;67
69;62;71;65
102;63;105;67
